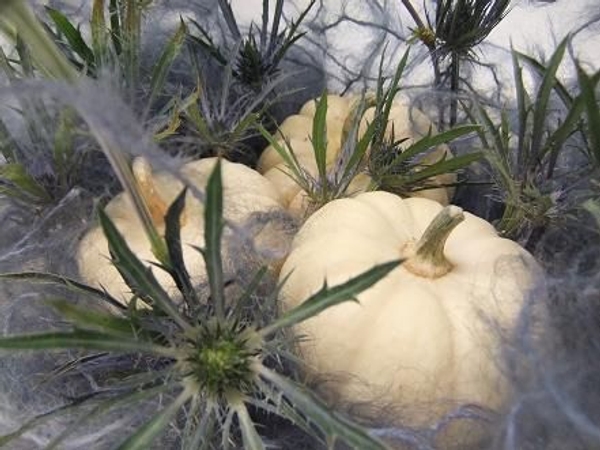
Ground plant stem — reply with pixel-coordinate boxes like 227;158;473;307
403;205;464;278
449;51;460;126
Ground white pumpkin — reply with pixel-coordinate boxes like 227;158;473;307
77;157;286;305
279;191;541;425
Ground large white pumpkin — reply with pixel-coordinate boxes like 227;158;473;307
279;191;541;425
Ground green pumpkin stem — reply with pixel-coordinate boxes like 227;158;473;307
404;205;464;278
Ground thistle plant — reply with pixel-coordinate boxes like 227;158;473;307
401;0;511;126
188;0;316;92
0;157;399;449
0;40;115;208
260;48;481;215
464;37;600;246
176;44;288;164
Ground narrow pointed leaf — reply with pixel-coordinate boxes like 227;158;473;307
388;124;480;168
117;388;191;450
312;92;329;180
0;330;174;357
389;152;483;188
261;260;399;336
46;384;173;450
0;163;51;201
0;271;125;310
147;19;187;109
98;208;190;331
259;367;387;450
48;299;135;336
529;37;569;160
164;188;198;303
235;402;266;450
0;0;78;80
202;159;226;321
45;7;95;68
577;65;600;165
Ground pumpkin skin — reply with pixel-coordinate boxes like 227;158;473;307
77;157;286;305
279;191;540;425
258;94;457;219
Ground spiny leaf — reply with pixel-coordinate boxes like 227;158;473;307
0;329;174;357
164;188;198;304
201;159;226;321
98;208;190;331
235;402;266;450
0;271;125;310
117;388;192;450
259;366;388;450
48;299;134;336
260;260;400;336
45;384;173;450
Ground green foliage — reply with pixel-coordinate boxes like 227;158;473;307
465;37;600;242
431;0;511;59
188;0;316;91
260;48;480;214
402;0;511;126
0;161;398;449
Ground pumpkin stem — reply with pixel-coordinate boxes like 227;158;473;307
132;157;169;226
403;205;464;278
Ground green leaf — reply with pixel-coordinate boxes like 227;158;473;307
234;402;266;450
577;64;600;165
260;260;400;336
202;159;226;321
0;329;174;357
312;91;329;180
0;162;51;202
45;7;96;68
117;388;191;450
257;124;308;190
53;108;77;187
387;124;480;169
91;0;107;61
48;299;135;336
529;37;569;163
147;19;187;110
164;188;198;304
108;0;122;56
45;384;173;450
0;271;125;310
98;208;190;331
258;366;387;450
516;49;574;108
0;0;78;80
387;151;483;189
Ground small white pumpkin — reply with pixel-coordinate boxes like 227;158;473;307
77;157;286;305
279;191;541;425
